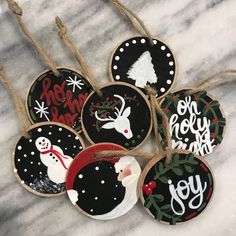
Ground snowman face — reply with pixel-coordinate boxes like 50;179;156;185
35;137;51;152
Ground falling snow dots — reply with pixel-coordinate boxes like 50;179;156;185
27;67;93;132
66;143;141;220
13;122;84;196
110;37;177;97
81;82;152;149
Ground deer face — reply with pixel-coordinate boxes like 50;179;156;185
95;95;133;139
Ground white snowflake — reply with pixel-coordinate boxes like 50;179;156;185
34;100;50;121
66;76;84;92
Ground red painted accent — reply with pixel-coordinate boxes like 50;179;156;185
64;91;89;113
210;133;217;139
148;181;156;189
205;103;211;109
145;188;153;196
40;77;66;106
51;107;78;127
66;143;125;190
185;211;198;220
207;186;213;200
200;163;208;172
213;117;219;123
41;146;68;170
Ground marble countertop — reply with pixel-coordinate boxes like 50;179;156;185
0;0;236;235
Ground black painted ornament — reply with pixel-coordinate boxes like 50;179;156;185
110;37;176;97
66;143;141;220
27;68;93;132
81;82;152;149
14;122;84;196
139;151;214;225
159;90;226;157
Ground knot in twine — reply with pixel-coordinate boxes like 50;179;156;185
55;16;67;39
7;0;22;15
145;85;157;97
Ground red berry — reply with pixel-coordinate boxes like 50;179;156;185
145;188;153;196
148;181;156;189
213;117;218;123
205;103;211;109
210;133;217;138
173;95;177;100
142;184;149;191
194;95;199;101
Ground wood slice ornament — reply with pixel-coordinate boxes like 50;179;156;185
110;36;176;97
14;122;84;196
139;150;214;225
66;143;141;220
7;1;93;133
109;0;177;97
81;82;152;149
27;67;92;132
159;90;226;157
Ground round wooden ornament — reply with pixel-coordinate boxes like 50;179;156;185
66;143;141;220
110;36;177;97
27;67;93;132
81;82;152;149
159;90;226;157
139;150;214;225
13;122;84;197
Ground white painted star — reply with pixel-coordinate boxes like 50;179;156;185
66;76;84;92
34;100;50;121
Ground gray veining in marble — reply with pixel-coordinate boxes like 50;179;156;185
0;0;236;235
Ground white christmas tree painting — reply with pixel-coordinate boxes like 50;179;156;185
127;51;158;88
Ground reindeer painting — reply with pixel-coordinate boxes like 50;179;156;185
95;94;133;139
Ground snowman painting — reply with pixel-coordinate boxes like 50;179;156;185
35;137;73;184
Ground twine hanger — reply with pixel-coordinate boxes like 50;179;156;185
0;66;30;138
7;0;60;77
55;16;102;96
112;0;154;46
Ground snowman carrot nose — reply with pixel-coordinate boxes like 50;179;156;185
42;143;46;146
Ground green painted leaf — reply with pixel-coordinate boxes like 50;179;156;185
152;194;164;202
158;162;164;172
172;167;183;176
184;164;194;173
172;153;180;164
158;175;169;184
155;211;163;221
160;204;171;212
144;200;152;209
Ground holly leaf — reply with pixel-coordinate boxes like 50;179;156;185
172;167;183;176
155;211;163;221
172;153;180;164
158;162;164;172
152;194;164;202
184;164;194;173
158;175;169;184
160;204;171;212
144;200;152;209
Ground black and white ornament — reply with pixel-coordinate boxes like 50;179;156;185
66;143;141;220
110;37;176;97
81;82;152;149
14;122;84;196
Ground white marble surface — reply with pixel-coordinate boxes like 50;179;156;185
0;0;236;235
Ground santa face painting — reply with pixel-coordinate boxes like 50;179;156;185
66;143;141;220
14;122;84;196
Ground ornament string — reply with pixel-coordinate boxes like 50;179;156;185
186;69;236;95
7;0;60;77
0;65;30;138
112;0;153;45
55;16;102;96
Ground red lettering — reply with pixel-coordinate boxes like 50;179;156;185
40;77;66;106
51;107;78;127
64;91;89;113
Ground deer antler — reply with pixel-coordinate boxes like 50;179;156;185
95;111;115;122
114;94;125;116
